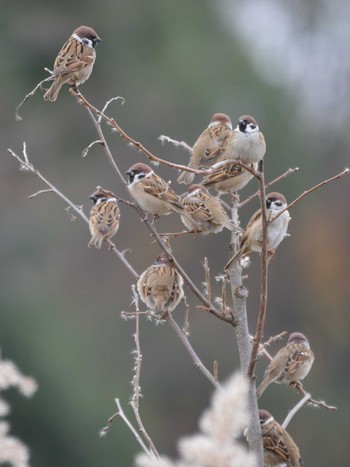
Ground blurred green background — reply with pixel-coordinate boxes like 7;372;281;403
1;0;350;465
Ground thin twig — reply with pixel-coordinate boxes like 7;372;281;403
203;257;211;301
182;296;190;336
81;140;104;158
28;188;54;199
165;313;222;390
15;74;53;121
248;162;268;379
130;286;159;458
239;167;299;208
271;168;349;223
98;96;125;124
158;135;193;153
282;392;312;430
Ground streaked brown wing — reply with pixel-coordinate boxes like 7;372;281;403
285;346;310;377
143;176;182;208
54;38;94;77
184;196;213;223
263;433;292;465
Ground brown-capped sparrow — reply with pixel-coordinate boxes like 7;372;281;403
201;160;257;195
177;113;232;185
257;332;314;398
225;115;266;164
137;254;184;314
259;410;302;467
126;163;198;225
88;188;120;249
180;184;235;234
44;25;102;102
225;192;290;270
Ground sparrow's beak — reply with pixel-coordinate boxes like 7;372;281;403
95;36;102;43
125;170;132;176
89;195;97;201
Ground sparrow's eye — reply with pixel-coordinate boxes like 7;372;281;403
274;201;282;207
249;124;256;130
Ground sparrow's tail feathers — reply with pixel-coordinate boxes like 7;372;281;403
224;250;241;271
223;219;236;232
256;379;269;399
44;78;65;102
177;160;197;185
88;236;103;249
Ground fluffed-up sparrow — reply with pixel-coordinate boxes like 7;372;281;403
126;163;198;225
225;192;290;270
180;184;235;234
257;332;314;398
137;254;184;314
259;410;302;467
44;25;102;102
225;115;266;164
88;187;120;249
177;113;232;185
201;160;257;195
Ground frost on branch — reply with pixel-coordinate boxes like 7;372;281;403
135;373;256;467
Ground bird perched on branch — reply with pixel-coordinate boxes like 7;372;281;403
201;160;257;195
259;409;302;467
44;25;102;102
88;187;120;249
177;113;232;185
137;254;184;315
180;184;235;234
225;192;290;270
257;332;314;398
225;115;266;164
126;163;198;226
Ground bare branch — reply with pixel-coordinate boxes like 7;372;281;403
130;286;159;459
165;313;222;390
28;188;54;200
16;74;53;121
239;167;299;208
81;140;104;158
99;96;126;124
182;296;190;336
203;257;211;301
271;168;349;223
256;331;288;358
8;145;139;279
282;392;312;430
158;135;193;153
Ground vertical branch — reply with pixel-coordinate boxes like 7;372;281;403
248;163;268;378
227;195;263;464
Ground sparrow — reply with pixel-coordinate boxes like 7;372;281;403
137;254;184;314
259;410;302;467
257;332;314;398
44;25;102;102
225;192;290;270
126;163;198;225
225;115;266;164
201;160;257;195
180;184;235;235
177;113;232;185
88;188;120;249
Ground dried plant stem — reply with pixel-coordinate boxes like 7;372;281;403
158;134;193;153
15;74;53;121
165;313;222;390
7;145;139;279
248;164;268;379
130;286;159;458
203;257;211;301
271;168;349;222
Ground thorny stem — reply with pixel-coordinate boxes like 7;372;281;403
130;286;159;458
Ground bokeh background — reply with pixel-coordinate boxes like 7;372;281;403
1;0;350;465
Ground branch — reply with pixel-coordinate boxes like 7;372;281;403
100;398;153;458
158;134;193;153
7;144;139;279
15;73;53;121
248;162;268;378
130;286;159;459
271;168;349;223
239;167;299;208
28;188;54;199
166;313;222;390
